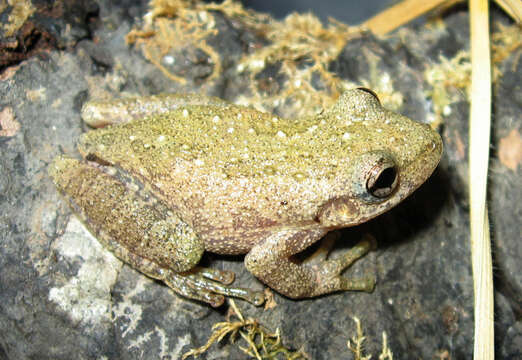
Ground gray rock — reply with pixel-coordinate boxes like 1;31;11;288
0;2;519;359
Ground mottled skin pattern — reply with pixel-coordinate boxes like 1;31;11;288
49;89;442;306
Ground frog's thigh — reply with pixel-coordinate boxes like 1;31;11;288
49;156;204;273
245;229;375;299
50;157;265;307
81;93;230;128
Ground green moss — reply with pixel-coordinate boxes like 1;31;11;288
182;300;307;359
1;0;35;37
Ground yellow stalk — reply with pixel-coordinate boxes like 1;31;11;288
494;0;522;23
362;0;458;35
363;0;519;37
469;0;494;359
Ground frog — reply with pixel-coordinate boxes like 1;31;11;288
49;88;442;307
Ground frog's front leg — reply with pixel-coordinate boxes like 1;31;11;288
245;228;375;299
49;157;264;307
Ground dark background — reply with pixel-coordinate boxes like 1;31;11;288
241;0;397;23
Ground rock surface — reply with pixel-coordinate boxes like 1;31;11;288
0;1;520;359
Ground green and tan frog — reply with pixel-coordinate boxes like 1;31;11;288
49;89;442;307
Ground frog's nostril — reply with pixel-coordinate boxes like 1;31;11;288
366;164;398;198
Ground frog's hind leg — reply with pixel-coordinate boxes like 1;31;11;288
50;157;264;307
107;238;264;307
81;93;230;128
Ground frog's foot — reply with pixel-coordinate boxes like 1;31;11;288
310;234;376;296
302;231;340;266
120;248;265;307
162;267;265;307
245;229;376;299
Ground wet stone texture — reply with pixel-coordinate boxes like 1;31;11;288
0;1;520;359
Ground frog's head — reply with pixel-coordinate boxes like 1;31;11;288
317;88;443;228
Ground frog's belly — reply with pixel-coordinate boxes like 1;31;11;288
198;228;272;255
188;201;284;255
190;204;322;256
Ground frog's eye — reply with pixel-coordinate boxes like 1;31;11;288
353;151;398;203
366;160;398;198
356;87;381;104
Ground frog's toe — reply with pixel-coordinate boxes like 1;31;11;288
302;231;340;266
310;273;376;297
162;269;265;307
338;274;376;293
320;235;374;276
162;271;225;307
186;285;226;307
205;293;226;308
250;291;266;306
308;236;376;296
197;267;235;285
363;233;378;251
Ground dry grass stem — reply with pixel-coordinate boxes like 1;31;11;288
362;0;460;36
495;0;522;23
363;0;520;36
469;0;494;359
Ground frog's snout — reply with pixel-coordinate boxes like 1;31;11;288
422;125;443;169
400;124;443;193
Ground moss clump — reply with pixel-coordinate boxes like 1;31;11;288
1;0;36;37
424;22;521;128
126;0;407;120
347;317;393;360
182;300;307;359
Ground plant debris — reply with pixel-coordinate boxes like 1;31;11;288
347;317;393;360
126;0;390;119
424;22;521;127
182;300;307;359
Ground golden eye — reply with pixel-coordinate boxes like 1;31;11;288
366;162;398;198
353;151;399;203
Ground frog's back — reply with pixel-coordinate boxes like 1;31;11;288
78;104;343;253
93;104;348;178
